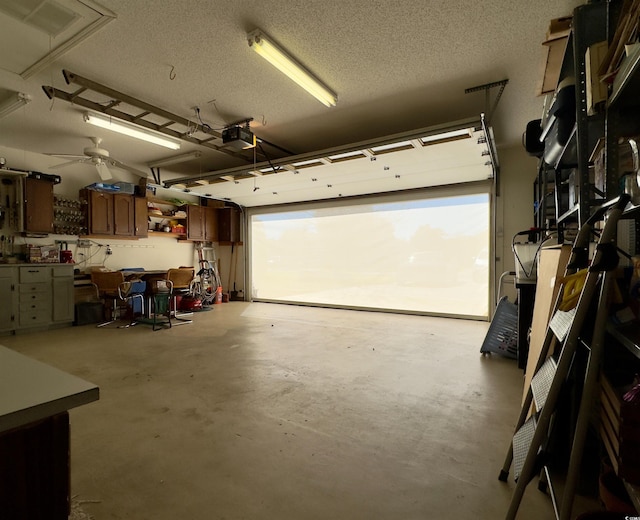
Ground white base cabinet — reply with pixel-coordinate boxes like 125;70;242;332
0;264;74;335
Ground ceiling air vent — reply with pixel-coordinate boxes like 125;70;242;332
0;0;80;37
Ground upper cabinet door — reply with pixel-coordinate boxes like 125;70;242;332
186;205;205;241
204;206;218;242
113;193;134;236
86;190;114;235
134;196;148;238
217;207;240;243
24;178;54;234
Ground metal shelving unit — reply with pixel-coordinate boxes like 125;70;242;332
534;3;608;243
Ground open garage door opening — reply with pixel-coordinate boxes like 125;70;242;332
249;186;490;319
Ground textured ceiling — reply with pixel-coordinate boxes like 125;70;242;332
0;0;582;193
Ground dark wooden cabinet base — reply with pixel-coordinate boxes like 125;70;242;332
0;412;70;520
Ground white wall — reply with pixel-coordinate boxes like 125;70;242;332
495;144;540;302
0;146;210;276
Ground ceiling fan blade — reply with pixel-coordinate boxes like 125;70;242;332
49;159;86;170
95;162;113;180
110;157;149;178
45;153;86;159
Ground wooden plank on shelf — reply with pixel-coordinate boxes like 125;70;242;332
599;0;640;79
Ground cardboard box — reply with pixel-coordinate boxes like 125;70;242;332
537;16;572;95
27;245;60;263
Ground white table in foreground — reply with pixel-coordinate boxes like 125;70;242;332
0;344;99;519
0;344;99;433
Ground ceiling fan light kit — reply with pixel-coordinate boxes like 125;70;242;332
247;29;337;107
49;136;148;180
84;112;181;150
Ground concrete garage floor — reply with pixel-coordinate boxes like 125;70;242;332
1;302;601;519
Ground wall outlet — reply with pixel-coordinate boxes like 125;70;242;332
77;239;91;248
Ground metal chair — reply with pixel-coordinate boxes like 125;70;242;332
147;278;172;330
90;270;145;328
166;267;195;323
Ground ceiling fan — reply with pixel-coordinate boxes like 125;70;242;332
48;137;147;180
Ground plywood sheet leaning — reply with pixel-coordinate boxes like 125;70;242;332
522;244;572;405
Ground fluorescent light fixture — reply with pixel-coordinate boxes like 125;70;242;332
84;112;181;150
0;92;31;119
247;29;337;107
148;151;201;168
420;128;474;145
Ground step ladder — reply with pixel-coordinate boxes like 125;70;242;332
499;195;630;520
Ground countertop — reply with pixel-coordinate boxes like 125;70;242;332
0;345;99;433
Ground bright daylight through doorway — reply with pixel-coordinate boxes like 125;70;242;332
250;191;490;318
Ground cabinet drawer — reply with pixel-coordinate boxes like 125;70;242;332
19;299;48;313
52;266;73;278
19;283;48;296
0;267;16;279
19;266;49;283
19;309;50;326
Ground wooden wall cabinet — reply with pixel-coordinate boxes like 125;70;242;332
186;205;205;241
24;177;54;234
217;206;240;243
185;205;239;243
81;189;145;237
134;196;148;238
204;206;218;242
113;193;134;236
81;189;113;235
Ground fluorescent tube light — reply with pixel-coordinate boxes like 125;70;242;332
0;92;31;119
148;151;201;168
84;112;181;150
247;29;337;107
